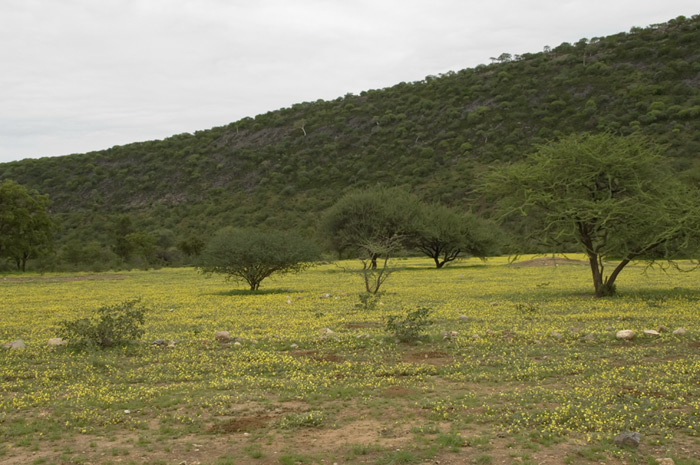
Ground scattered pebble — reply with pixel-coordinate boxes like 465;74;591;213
616;330;635;340
48;337;67;347
215;331;231;343
614;431;641;448
3;339;25;350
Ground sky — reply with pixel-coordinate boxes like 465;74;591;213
1;1;697;163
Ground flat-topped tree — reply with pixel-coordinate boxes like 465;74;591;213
482;133;700;297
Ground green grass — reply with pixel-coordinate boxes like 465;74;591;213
0;258;698;463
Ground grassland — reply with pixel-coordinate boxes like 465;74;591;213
1;256;699;465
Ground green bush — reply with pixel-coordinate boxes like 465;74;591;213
384;307;434;343
58;299;147;348
197;227;320;291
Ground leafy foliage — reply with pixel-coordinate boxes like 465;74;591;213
57;299;147;348
319;186;422;260
482;133;700;296
415;204;499;268
197;228;320;290
0;180;55;271
1;15;700;267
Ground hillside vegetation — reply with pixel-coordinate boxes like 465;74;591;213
1;15;699;266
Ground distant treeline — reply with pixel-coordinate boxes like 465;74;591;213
1;14;699;271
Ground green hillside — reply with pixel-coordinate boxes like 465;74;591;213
1;14;699;268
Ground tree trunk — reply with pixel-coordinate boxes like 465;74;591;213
588;252;631;297
587;252;604;296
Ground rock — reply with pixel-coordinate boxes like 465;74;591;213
215;331;231;343
672;328;686;336
167;340;176;348
441;331;458;340
580;333;595;342
152;339;166;346
643;329;660;336
616;330;635;340
290;343;298;349
551;331;563;340
48;337;67;347
320;293;332;299
233;341;242;347
658;325;669;333
356;333;370;339
319;328;335;336
656;458;675;465
3;339;25;349
458;315;469;321
613;431;641;448
485;329;496;336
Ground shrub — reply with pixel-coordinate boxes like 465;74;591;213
197;227;320;291
58;299;147;348
385;307;434;343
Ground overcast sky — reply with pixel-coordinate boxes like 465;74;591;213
1;1;697;163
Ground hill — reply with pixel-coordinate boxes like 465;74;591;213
1;14;699;268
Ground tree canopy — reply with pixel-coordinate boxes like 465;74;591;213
482;133;700;296
415;204;499;268
318;186;423;262
197;228;320;291
0;180;55;271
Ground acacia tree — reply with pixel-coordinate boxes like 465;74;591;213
416;204;499;268
482;133;699;297
197;228;320;291
0;180;55;271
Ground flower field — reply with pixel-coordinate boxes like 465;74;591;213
1;256;699;465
